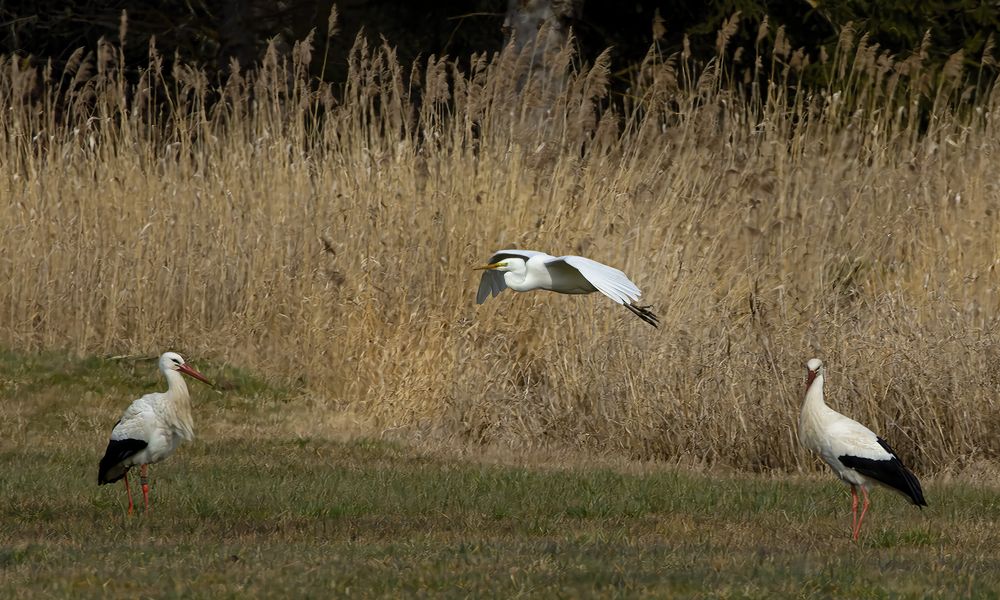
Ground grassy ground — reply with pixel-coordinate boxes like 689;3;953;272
3;353;1000;598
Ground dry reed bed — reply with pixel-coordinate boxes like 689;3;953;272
1;22;999;472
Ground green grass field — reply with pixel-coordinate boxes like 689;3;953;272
2;352;1000;598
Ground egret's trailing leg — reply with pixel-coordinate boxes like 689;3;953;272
625;303;659;327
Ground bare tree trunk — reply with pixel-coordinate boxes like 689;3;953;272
217;0;257;71
502;0;582;90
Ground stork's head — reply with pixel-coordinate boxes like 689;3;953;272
805;358;824;387
160;352;213;386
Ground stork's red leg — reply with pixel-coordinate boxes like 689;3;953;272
139;464;151;513
124;471;134;515
850;485;859;533
852;487;870;541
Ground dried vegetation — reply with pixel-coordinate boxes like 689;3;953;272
2;17;999;472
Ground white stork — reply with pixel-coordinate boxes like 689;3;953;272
474;249;659;327
798;358;927;540
97;352;213;514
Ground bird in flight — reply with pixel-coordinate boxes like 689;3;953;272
474;249;658;327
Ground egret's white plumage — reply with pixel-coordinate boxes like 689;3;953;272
798;358;926;540
475;249;658;327
97;352;212;514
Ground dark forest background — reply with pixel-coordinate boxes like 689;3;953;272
2;1;997;84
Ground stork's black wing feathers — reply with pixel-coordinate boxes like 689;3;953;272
97;438;148;485
839;437;927;507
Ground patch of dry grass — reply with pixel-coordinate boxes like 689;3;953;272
1;19;999;472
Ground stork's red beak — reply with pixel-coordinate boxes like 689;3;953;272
805;368;818;388
179;363;213;387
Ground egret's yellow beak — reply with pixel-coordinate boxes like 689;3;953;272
473;261;505;271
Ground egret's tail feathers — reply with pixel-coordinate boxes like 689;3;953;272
625;303;659;328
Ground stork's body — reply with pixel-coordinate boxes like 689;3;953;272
98;352;211;514
798;358;926;540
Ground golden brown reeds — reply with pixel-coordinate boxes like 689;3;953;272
1;17;998;473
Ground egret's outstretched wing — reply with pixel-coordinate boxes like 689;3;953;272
475;249;547;304
476;270;506;304
550;255;642;305
486;249;547;263
548;255;659;327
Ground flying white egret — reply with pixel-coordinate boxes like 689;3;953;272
474;249;658;327
798;358;926;540
97;352;213;514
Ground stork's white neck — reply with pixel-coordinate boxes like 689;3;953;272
798;372;830;450
799;372;833;440
164;368;190;399
802;373;826;413
161;367;195;441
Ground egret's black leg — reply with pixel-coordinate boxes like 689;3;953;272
625;303;659;328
